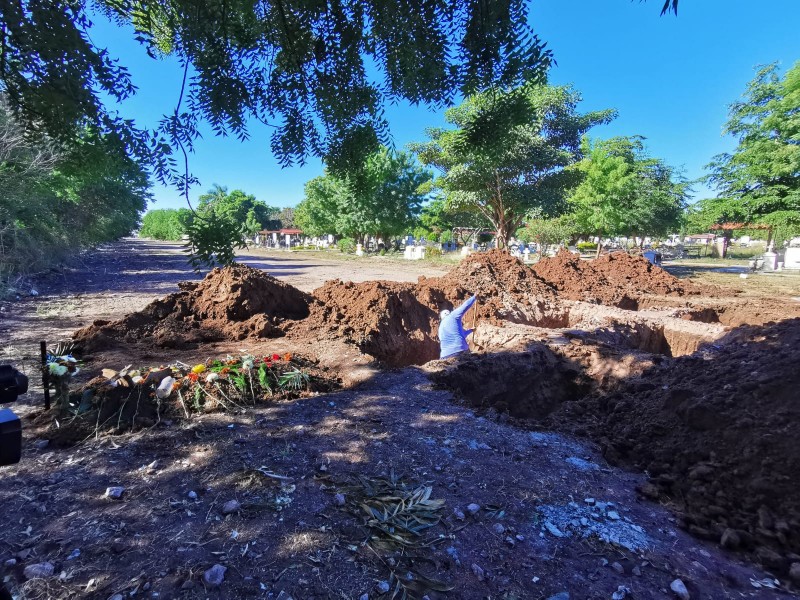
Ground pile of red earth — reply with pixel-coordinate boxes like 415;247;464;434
298;250;564;366
547;318;800;573
532;249;707;309
74;265;311;351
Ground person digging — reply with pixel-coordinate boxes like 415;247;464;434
438;294;478;359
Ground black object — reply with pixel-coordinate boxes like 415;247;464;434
0;365;27;466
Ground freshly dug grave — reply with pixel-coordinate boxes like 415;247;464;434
547;318;800;572
532;249;709;308
297;250;564;366
74;265;311;351
428;342;591;419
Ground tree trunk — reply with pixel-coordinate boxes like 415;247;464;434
595;233;603;258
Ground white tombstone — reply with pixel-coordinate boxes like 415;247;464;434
784;247;800;269
356;243;364;256
414;245;426;260
523;247;531;262
272;232;278;246
461;246;471;256
404;245;415;260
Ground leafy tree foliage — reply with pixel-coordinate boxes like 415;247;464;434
295;148;430;244
197;185;279;229
140;208;193;240
568;136;687;253
0;100;149;280
411;83;614;249
705;62;800;240
516;216;577;255
0;0;552;185
413;196;489;243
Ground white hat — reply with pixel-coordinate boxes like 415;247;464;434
440;309;451;319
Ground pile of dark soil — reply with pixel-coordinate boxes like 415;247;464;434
549;318;800;572
532;250;707;308
298;251;564;366
74;265;311;350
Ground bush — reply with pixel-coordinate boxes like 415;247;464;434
427;247;443;258
379;248;387;256
337;238;356;253
576;241;597;252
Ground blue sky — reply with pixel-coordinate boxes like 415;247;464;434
89;0;800;211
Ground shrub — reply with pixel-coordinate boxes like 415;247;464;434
576;241;597;252
337;238;356;253
427;247;443;258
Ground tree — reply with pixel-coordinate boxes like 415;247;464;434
414;196;489;243
0;100;150;278
411;82;614;249
705;62;800;244
568;136;687;254
140;208;193;240
0;1;552;185
197;185;278;229
517;215;577;256
296;148;431;245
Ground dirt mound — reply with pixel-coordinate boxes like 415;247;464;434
298;251;565;366
532;250;706;308
74;265;311;350
550;318;800;571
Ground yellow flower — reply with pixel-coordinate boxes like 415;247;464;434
191;364;206;374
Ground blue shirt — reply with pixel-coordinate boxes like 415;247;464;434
439;295;477;359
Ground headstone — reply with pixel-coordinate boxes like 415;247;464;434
356;243;364;256
763;251;778;271
404;245;415;260
414;246;426;260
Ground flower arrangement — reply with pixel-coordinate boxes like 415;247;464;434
65;352;315;420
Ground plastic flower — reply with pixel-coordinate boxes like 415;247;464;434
187;373;199;383
206;372;220;383
283;352;292;362
48;363;68;377
272;353;281;361
191;364;206;374
242;358;254;371
220;367;230;375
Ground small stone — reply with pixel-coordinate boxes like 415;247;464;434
109;594;124;600
612;586;630;600
544;521;564;538
203;564;227;587
24;562;55;579
105;486;125;500
546;593;570;600
492;523;505;535
719;528;740;550
187;490;198;500
221;499;241;514
180;580;195;590
142;582;151;591
35;440;50;449
147;460;159;471
318;463;328;472
632;566;642;576
515;534;525;541
359;595;369;600
471;564;485;581
334;493;346;506
584;498;595;505
789;562;800;585
67;548;81;560
607;510;620;520
755;546;785;570
610;561;624;574
466;503;481;515
4;558;17;567
376;580;391;594
453;508;465;520
669;578;690;600
276;592;294;600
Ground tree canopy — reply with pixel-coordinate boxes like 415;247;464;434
568;136;687;251
411;82;615;249
705;62;800;239
295;148;430;244
139;208;193;240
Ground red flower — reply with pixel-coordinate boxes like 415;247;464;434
283;352;293;362
272;353;281;361
187;373;199;382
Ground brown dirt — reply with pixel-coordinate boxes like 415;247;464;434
545;318;800;574
73;265;311;351
532;250;712;308
296;250;565;366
